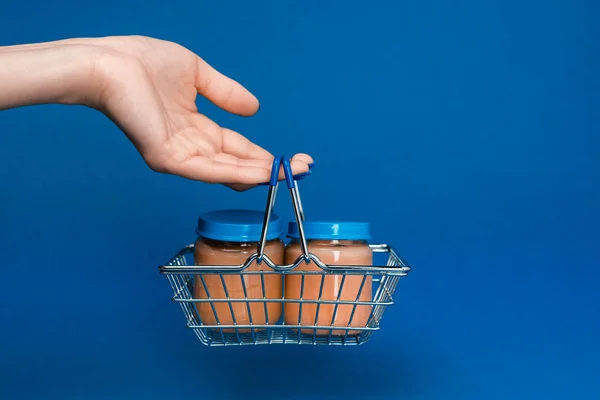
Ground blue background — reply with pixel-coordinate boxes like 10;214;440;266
1;0;599;398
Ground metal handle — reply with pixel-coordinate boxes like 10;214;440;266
257;156;281;262
256;155;310;263
257;161;314;186
282;157;309;260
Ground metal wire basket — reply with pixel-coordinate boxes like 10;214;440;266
159;156;411;346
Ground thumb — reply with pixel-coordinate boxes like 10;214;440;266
195;56;259;116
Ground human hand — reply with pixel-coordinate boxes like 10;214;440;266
87;36;312;190
0;36;312;190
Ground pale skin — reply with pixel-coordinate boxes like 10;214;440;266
0;35;312;191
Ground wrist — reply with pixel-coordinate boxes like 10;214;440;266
0;40;107;109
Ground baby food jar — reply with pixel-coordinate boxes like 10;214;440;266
284;221;373;335
193;210;284;332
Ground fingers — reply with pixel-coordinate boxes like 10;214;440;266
166;156;271;185
195;57;259;117
221;128;273;160
162;154;311;187
219;127;313;181
214;153;310;181
292;153;314;166
286;157;310;177
164;113;313;188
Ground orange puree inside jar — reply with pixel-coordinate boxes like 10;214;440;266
284;222;373;335
192;210;283;332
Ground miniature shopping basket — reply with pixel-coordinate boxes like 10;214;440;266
159;156;411;346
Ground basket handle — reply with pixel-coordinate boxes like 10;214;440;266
257;155;310;263
257;161;313;186
282;156;310;258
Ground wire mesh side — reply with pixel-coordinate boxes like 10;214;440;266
161;245;409;346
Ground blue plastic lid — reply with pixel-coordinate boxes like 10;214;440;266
196;210;282;242
287;221;371;241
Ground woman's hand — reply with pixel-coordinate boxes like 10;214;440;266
0;36;312;190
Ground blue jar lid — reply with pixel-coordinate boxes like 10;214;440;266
287;221;371;241
196;210;282;242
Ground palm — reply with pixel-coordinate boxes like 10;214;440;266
94;36;310;189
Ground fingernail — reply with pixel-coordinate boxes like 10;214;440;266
294;170;312;180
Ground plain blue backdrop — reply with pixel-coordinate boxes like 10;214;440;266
1;0;599;399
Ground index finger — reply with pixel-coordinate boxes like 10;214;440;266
195;57;260;117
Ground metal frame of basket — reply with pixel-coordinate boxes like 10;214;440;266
159;156;411;346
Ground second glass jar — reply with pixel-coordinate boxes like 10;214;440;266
284;221;374;335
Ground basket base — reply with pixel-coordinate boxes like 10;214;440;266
196;327;372;346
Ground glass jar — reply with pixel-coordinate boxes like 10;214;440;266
193;210;283;332
284;221;373;335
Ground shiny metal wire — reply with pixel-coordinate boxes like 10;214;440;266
158;155;411;346
160;244;410;346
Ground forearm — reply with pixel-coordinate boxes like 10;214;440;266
0;40;101;110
